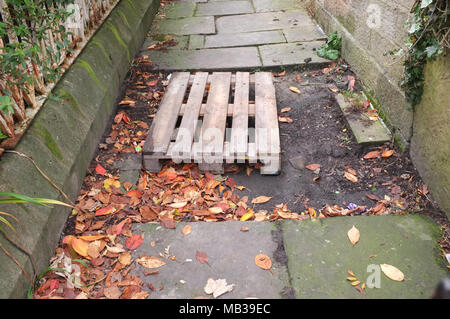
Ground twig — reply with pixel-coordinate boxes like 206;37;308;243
5;150;75;206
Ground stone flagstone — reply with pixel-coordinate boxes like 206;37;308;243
259;41;329;67
142;47;262;70
205;30;286;48
216;10;314;33
161;2;196;19
195;0;254;16
152;16;215;35
253;0;303;13
283;25;328;42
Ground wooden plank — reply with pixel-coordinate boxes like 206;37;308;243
254;72;280;174
143;72;190;157
199;72;231;169
179;103;255;117
229;72;249;162
189;73;255;86
172;72;208;162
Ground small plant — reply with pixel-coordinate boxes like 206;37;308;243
317;31;342;61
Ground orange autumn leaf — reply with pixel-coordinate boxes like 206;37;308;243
71;238;89;257
344;171;358;183
254;254;272;270
78;235;107;242
125;189;143;198
95;204;115;216
381;149;394;158
125;233;144;250
306;163;321;171
363;150;381;159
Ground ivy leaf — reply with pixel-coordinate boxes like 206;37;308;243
420;0;433;8
425;44;443;58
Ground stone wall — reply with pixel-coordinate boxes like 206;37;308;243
307;0;450;217
307;0;414;147
411;53;450;216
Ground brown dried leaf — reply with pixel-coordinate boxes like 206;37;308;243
344;171;358;183
380;264;404;281
251;196;272;204
136;256;167;269
182;225;192;236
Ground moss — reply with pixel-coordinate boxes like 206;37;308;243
33;122;63;161
106;22;131;62
56;88;85;117
88;40;112;65
116;9;131;29
74;59;106;92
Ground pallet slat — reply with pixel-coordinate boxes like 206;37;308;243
198;72;231;173
172;72;208;162
255;72;281;174
143;72;280;175
143;72;190;170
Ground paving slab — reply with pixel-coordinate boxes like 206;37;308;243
282;214;449;298
259;41;329;67
195;0;254;16
335;93;391;144
143;35;189;50
205;30;286;48
253;0;303;13
216;10;314;33
161;2;196;19
141;46;262;70
283;25;328;42
151;16;215;35
189;34;205;50
130;221;291;298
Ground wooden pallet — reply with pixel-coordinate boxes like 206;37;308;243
142;72;280;175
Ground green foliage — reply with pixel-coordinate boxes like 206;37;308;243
0;95;14;117
0;0;75;95
317;31;342;61
400;0;448;108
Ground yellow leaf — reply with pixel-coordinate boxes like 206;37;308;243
348;269;355;276
240;209;255;221
380;264;404;281
347;225;360;245
347;277;358;281
104;178;120;191
251;196;272;204
71;238;89;258
182;225;192;236
361;283;366;291
236;185;246;191
351;281;361;286
289;86;301;94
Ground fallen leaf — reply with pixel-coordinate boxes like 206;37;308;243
182;225;192;236
240;209;254;221
347;277;357;281
347;225;360;245
240;227;249;232
289;86;301;94
167;201;187;209
280;107;292;113
254;254;272;270
295;74;302;83
380;264;404;281
381;149;394;158
348;270;356;276
344;171;358;183
95;164;107;176
104;178;121;191
251;196;272;204
104;286;121;299
363;150;381;159
365;193;380;201
119;252;132;266
95;204;115;216
305;163;321;171
273;70;286;77
125;233;144;250
204;278;235;298
196;251;209;264
278;116;293;123
351;280;361;286
125;190;143;198
160;217;176;229
72;238;89;258
136;256;166;269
